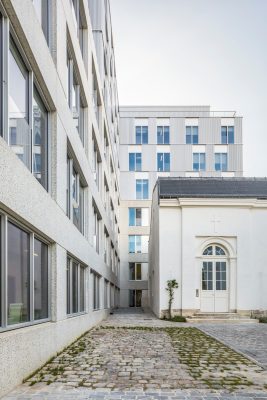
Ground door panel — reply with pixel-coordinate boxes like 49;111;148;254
201;260;228;312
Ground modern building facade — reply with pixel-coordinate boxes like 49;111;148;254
149;177;267;318
0;0;120;396
119;106;243;308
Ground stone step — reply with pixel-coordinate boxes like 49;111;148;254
191;312;252;319
188;318;259;324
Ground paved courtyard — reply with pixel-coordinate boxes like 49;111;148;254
3;310;267;400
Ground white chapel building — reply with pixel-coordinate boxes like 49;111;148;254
149;177;267;318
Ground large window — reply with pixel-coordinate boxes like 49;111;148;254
129;208;149;226
215;153;228;171
66;256;86;315
136;179;149;199
8;39;49;190
157;153;170;172
186;126;198;144
129;263;142;280
157;126;169;144
128;235;149;253
136;126;148;144
0;214;49;330
193;153;206;171
221;126;234;144
67;155;84;233
129;153;142;171
32;0;49;44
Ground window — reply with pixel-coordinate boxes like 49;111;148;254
70;0;85;57
129;153;142;171
67;155;84;233
157;153;170;172
215;153;228;171
8;39;49;190
157;126;169;144
104;280;109;309
33;86;48;189
32;0;49;44
104;229;109;264
0;215;49;329
129;263;142;280
92;272;100;310
193;153;205;171
67;50;85;144
221;126;234;144
202;245;226;256
92;135;101;189
136;179;148;199
136;126;148;144
129;290;142;307
128;235;148;253
129;208;149;226
66;256;86;315
93;205;101;254
186;126;198;144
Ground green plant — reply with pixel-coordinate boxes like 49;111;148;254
166;279;179;319
259;316;267;323
169;315;186;322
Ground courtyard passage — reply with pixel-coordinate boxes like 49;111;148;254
3;310;267;400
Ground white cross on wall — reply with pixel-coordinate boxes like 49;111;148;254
211;216;221;233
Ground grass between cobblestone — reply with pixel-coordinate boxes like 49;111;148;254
25;326;266;392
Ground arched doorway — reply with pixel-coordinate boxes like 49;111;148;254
200;244;229;312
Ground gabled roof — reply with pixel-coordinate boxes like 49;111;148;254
158;177;267;199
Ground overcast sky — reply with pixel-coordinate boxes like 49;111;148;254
110;0;267;176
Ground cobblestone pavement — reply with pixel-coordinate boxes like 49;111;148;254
198;324;267;369
3;310;267;400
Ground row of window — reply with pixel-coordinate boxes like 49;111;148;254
135;125;235;145
129;153;228;173
0;213;119;330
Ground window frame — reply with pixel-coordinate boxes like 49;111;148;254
136;179;149;200
135;126;148;144
129;152;142;171
67;154;85;234
66;255;86;316
215;152;228;171
157;152;170;172
186;126;199;144
221;126;234;144
157;125;170;144
129;262;142;281
0;211;50;332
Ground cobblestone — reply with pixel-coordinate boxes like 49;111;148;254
2;311;267;400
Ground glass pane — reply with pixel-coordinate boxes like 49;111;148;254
67;258;70;314
33;86;48;189
136;153;142;171
186;126;191;144
157;126;163;144
7;222;30;325
215;246;226;255
129;236;135;253
157;153;163;171
164;126;170;144
9;42;31;169
136;236;142;253
129;208;135;226
129;263;135;280
142;126;148;144
203;246;213;255
164;153;170;171
222;153;228;171
228;126;234;144
135;208;142;226
72;262;78;313
80;267;85;312
215;153;221;171
136;180;142;199
221;127;227;144
136;263;142;280
200;153;206;170
136;127;141;144
129;290;135;307
34;238;48;320
143;180;148;199
129;153;135;171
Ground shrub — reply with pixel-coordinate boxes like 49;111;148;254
259;316;267;323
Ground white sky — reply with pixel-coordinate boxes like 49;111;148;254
110;0;267;176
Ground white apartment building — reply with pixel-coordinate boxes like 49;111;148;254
119;106;243;308
0;0;120;396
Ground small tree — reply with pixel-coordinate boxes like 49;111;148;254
166;279;179;319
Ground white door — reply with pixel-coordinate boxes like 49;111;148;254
201;260;228;312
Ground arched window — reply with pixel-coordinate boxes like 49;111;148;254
202;244;226;256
